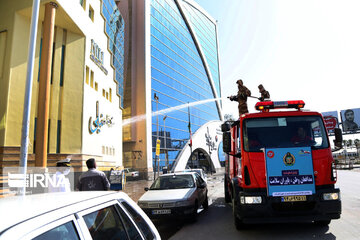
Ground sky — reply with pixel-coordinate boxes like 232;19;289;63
194;0;360;119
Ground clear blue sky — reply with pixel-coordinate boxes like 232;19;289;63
195;0;360;118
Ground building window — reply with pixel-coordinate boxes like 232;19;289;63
0;30;7;78
60;29;66;87
80;0;86;9
102;89;105;97
106;91;108;100
109;88;112;102
89;5;94;22
33;118;37;154
50;42;55;84
37;38;42;82
90;70;94;88
85;66;89;85
59;45;65;86
56;120;61;153
95;82;98;91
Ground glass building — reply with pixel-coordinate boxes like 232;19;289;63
101;0;125;107
120;0;223;176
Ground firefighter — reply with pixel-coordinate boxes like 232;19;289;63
258;84;270;101
229;79;251;116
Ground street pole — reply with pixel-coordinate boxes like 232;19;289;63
20;0;40;195
163;115;167;169
154;93;159;180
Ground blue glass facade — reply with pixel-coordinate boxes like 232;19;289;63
180;2;221;97
150;0;221;169
101;0;125;107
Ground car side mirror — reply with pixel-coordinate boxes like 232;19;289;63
198;182;206;189
144;187;149;191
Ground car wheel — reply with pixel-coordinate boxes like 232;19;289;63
190;201;198;222
202;194;209;210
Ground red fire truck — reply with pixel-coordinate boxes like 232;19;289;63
221;100;342;230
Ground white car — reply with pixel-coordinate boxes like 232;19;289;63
138;172;208;220
0;191;160;240
182;168;207;183
124;168;140;178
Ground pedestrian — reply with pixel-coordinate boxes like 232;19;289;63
258;84;270;101
229;79;251;116
77;158;110;191
48;158;71;193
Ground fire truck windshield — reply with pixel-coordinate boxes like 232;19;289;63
243;116;329;152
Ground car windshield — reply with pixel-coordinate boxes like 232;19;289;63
243;116;329;152
150;175;195;190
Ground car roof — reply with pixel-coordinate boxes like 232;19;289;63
160;172;195;177
0;191;129;233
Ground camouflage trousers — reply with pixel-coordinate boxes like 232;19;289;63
238;102;249;116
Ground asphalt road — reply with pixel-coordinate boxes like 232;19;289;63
153;169;360;240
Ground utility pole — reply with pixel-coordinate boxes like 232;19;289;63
163;115;168;169
188;102;192;166
154;93;159;180
20;0;40;195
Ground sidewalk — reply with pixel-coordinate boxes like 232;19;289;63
121;179;153;202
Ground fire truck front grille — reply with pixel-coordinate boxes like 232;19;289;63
272;202;316;212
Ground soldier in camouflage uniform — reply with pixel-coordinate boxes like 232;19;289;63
258;84;270;101
229;79;251;116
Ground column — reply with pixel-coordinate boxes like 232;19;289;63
35;2;58;167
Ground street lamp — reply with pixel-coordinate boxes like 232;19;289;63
154;93;159;180
163;115;168;169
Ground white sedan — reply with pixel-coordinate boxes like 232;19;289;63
0;191;160;240
138;172;208;221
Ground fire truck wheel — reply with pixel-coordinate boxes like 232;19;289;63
314;220;331;226
232;196;246;230
224;178;231;203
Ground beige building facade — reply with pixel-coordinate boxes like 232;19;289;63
0;0;124;172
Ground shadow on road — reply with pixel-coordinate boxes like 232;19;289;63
169;197;336;240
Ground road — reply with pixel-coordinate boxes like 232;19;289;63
153;169;360;240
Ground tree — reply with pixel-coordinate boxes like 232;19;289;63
355;139;360;149
224;114;236;121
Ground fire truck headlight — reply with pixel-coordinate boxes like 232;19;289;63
240;196;262;204
323;192;339;201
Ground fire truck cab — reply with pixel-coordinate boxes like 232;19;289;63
222;100;342;230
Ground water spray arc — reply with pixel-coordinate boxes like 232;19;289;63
122;97;225;127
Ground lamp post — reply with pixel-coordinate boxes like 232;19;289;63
154;93;159;180
163;115;168;169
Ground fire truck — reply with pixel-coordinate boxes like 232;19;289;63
221;100;342;230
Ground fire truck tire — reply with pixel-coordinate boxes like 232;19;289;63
232;194;246;230
314;220;331;226
224;177;231;203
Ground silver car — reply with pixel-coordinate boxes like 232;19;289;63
138;172;208;221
